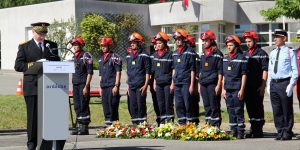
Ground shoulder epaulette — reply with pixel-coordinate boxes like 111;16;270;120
19;40;29;45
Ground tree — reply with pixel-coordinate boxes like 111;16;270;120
260;0;300;21
47;17;80;47
0;0;58;9
80;14;117;56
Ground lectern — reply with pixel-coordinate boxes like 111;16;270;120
29;61;74;150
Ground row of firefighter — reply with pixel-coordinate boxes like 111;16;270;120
71;28;299;140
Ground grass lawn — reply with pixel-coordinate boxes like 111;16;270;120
1;95;300;129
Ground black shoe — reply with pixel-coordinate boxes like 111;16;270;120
237;132;245;139
245;131;253;138
78;125;89;135
231;131;238;137
253;131;264;138
274;135;282;140
71;129;78;135
281;135;292;141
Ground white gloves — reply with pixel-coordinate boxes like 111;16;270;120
266;85;270;95
286;84;294;97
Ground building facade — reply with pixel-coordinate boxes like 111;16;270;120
0;0;299;70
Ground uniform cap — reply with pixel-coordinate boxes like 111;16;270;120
31;22;50;34
272;29;287;37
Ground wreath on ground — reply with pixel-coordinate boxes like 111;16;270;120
96;121;235;141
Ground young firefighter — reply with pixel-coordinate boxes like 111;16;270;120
152;32;175;124
242;30;269;138
98;37;122;126
172;29;196;125
149;36;161;126
198;30;223;127
186;35;200;124
222;35;247;139
71;37;93;135
126;32;151;124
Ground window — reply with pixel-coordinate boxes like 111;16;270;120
218;24;226;49
162;25;200;52
257;24;269;32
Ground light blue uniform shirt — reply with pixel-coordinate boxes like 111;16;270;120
267;45;298;86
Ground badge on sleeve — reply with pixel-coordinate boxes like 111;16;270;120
205;62;208;67
132;61;136;65
227;66;232;71
157;63;160;67
177;59;181;63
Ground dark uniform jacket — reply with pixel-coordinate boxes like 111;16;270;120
172;46;196;85
126;49;151;89
244;47;269;88
151;50;173;85
223;51;247;90
99;52;122;88
14;39;60;96
199;48;224;85
72;50;93;85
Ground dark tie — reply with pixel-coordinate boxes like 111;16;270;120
38;42;43;53
274;48;280;74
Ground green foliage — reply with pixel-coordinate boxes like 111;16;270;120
114;13;149;50
47;17;80;47
0;0;58;9
260;0;300;21
80;14;117;57
102;0;160;4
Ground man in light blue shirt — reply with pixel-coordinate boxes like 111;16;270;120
267;29;298;140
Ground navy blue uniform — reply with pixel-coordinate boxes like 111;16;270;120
126;49;151;124
172;46;196;124
72;51;93;125
99;52;122;125
244;47;268;136
149;48;160;125
199;48;223;126
223;51;247;136
190;50;200;124
152;50;175;124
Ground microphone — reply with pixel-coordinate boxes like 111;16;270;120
46;43;58;56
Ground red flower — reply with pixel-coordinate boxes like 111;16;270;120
130;132;135;137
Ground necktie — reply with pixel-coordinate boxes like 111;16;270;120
38;42;43;53
274;48;280;74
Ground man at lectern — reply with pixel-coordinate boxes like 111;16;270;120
14;22;60;150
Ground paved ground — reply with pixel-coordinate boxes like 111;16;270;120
1;123;300;150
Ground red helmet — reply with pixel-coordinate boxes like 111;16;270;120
173;29;188;39
150;36;156;44
129;32;143;42
98;37;113;47
155;32;169;42
242;30;259;42
70;37;85;46
200;30;216;40
224;35;241;45
186;35;196;48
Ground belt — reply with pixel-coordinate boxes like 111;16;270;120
271;77;291;83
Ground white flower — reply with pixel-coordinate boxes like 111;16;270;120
165;132;171;137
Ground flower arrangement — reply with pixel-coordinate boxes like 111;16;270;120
96;121;234;141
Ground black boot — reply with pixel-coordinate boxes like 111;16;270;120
237;131;245;139
78;124;89;135
231;128;238;137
